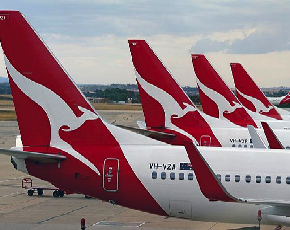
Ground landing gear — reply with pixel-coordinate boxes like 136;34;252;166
53;190;65;198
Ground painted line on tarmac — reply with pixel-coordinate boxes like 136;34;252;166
91;208;127;228
208;222;218;230
37;205;88;224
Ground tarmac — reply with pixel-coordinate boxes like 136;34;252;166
0;111;286;230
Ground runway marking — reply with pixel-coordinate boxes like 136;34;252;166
37;205;88;224
91;208;127;227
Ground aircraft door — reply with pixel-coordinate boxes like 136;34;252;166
103;158;119;192
200;135;211;146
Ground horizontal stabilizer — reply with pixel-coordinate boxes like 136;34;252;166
116;125;176;140
0;148;66;163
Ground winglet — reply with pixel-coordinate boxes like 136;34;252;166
185;143;236;202
247;125;267;149
261;122;284;149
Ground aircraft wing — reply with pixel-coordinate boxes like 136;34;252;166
239;198;290;207
0;148;66;163
116;125;176;139
186;144;290;207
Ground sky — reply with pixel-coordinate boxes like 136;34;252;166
0;0;290;87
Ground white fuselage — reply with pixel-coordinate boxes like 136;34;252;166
268;96;286;106
199;111;290;149
122;142;287;225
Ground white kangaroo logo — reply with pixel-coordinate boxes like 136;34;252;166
236;88;273;113
135;71;199;145
196;78;242;119
5;55;100;175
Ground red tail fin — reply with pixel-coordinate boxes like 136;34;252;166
280;92;290;105
128;40;221;146
230;63;282;120
191;54;257;128
0;11;126;176
0;11;107;147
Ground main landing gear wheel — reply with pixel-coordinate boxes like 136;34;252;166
27;189;34;196
53;190;64;198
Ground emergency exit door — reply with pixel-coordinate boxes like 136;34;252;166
103;158;119;192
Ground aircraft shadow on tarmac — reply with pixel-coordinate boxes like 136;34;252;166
229;227;259;230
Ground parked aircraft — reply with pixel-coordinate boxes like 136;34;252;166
128;40;263;148
268;93;290;106
192;54;290;146
230;63;290;120
128;40;290;149
1;10;290;227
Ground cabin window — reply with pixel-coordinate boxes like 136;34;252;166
188;173;194;180
225;174;230;182
250;145;253;148
179;173;184;180
256;176;261;183
152;171;157;179
276;176;282;184
235;175;240;182
245;175;251;183
217;174;221;181
286;177;290;184
232;144;236;147
170;172;175;180
265;176;271;183
238;144;242;148
244;145;247;148
161;172;166;180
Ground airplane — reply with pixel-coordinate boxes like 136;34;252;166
192;54;290;144
1;10;290;227
128;40;263;148
128;40;290;149
268;92;290;107
184;140;290;227
230;62;290;120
